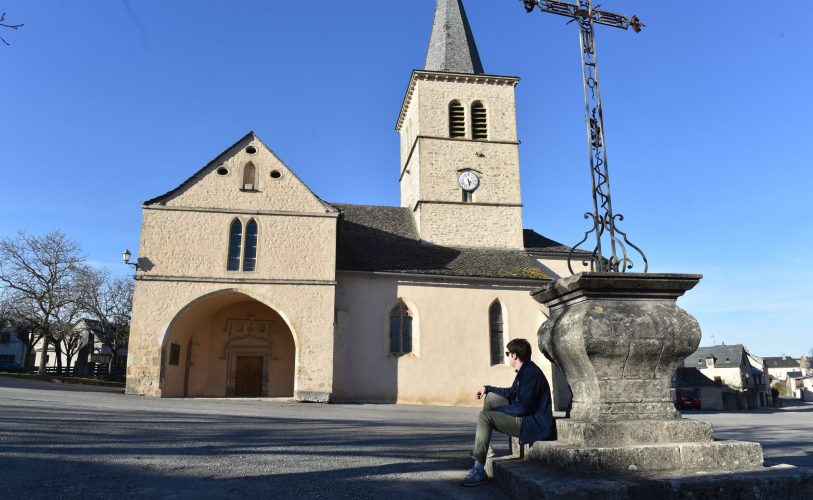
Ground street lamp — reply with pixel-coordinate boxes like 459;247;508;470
122;249;140;272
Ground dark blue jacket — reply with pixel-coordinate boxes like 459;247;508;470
485;360;553;444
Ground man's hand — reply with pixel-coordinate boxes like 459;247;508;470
475;386;487;400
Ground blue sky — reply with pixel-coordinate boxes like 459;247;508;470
2;1;811;357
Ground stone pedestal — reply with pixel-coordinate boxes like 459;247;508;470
529;272;765;475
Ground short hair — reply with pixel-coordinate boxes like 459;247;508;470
506;338;532;363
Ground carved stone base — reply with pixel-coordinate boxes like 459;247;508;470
556;419;713;447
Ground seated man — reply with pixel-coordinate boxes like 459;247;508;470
461;338;553;487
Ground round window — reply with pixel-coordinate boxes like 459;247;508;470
270;170;282;179
216;167;229;176
245;146;257;155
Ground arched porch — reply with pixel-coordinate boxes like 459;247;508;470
160;290;296;398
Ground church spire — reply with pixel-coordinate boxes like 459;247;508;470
424;0;484;74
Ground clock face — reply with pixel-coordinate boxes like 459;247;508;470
458;171;480;191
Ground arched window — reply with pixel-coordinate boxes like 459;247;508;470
389;300;413;355
243;219;258;272
489;301;504;366
472;101;488;140
227;219;243;271
449;100;466;138
242;162;257;190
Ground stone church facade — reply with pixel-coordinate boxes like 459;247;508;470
126;0;574;406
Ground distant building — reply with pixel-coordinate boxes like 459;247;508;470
763;355;801;381
796;376;813;402
31;319;127;375
682;344;770;410
0;324;28;370
746;353;775;406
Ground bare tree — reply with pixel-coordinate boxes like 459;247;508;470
0;12;23;46
77;267;133;373
0;231;84;374
52;298;84;373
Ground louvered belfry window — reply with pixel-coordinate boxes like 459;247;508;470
472;101;488;140
489;301;504;366
449;100;466;138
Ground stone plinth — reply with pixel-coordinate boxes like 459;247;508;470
532;272;703;428
529;272;777;477
527;440;764;474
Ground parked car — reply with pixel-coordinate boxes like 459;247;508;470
677;391;701;410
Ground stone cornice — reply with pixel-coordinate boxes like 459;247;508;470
396;70;520;132
142;205;340;219
412;200;523;211
135;275;336;286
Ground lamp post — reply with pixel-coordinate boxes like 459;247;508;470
122;249;139;273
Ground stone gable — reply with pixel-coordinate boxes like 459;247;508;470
147;132;334;215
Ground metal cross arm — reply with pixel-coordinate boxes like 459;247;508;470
518;0;648;273
521;0;643;32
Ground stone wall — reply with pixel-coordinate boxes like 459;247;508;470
126;281;335;399
332;272;559;407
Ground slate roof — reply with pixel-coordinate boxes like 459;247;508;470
333;203;551;281
763;356;800;369
674;367;721;387
425;0;484;74
523;230;574;254
683;345;747;369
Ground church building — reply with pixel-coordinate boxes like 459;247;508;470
126;0;574;406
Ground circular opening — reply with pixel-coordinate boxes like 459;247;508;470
270;170;282;179
245;146;257;155
216;167;229;176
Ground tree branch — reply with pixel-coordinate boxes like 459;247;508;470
0;12;23;46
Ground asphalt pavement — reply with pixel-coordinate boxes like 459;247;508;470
1;376;811;499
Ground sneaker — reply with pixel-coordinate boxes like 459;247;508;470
461;466;488;487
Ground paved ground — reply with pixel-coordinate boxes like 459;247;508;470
1;377;811;499
685;399;813;469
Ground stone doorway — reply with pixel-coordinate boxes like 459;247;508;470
224;319;273;397
234;356;263;397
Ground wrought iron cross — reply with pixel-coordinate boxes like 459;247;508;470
521;0;648;273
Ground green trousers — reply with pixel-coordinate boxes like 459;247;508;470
471;392;521;463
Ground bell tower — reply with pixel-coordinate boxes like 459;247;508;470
396;0;524;249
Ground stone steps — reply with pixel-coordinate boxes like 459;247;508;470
527;440;764;474
487;457;813;499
